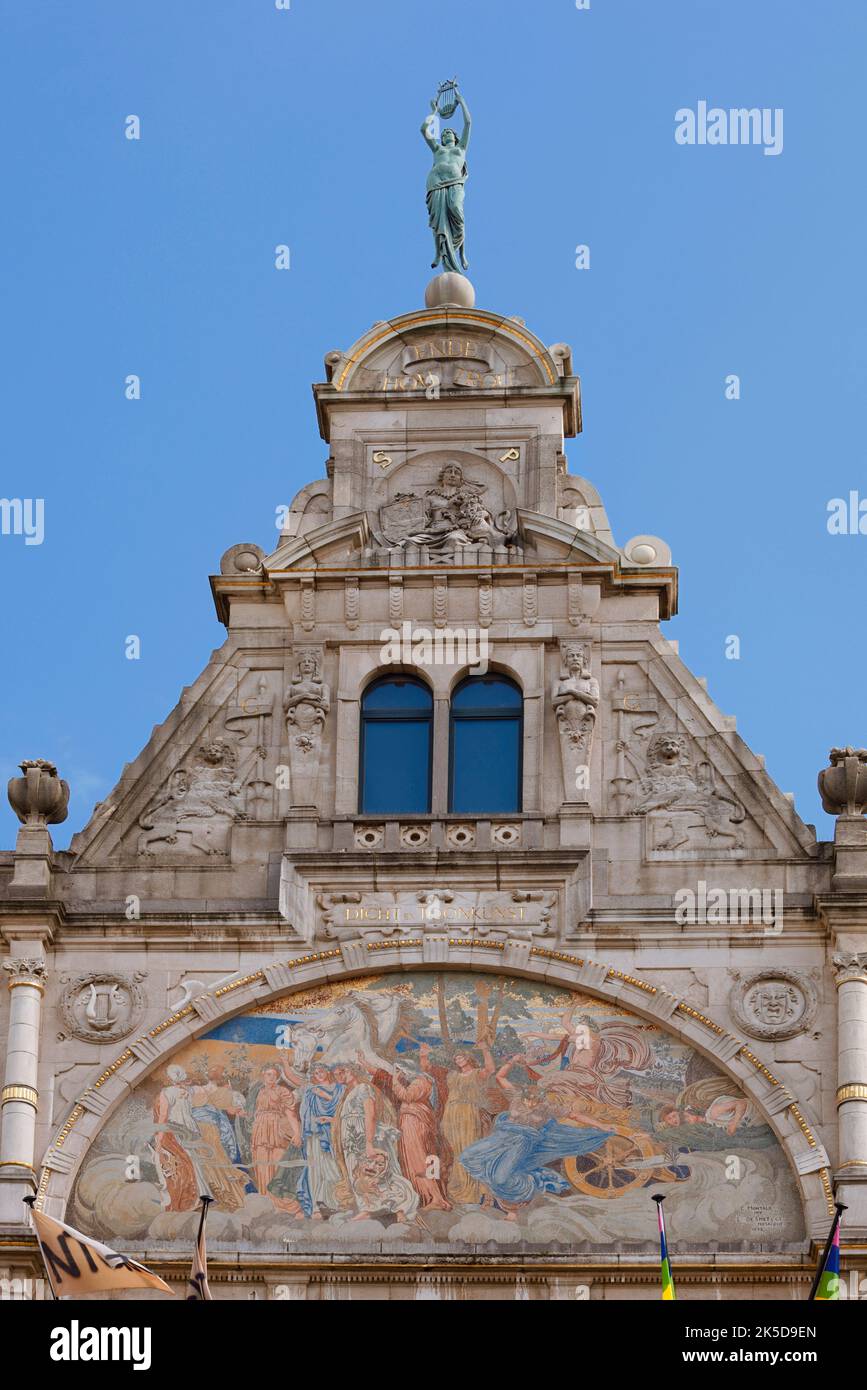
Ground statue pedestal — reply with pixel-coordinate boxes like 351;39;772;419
425;272;475;309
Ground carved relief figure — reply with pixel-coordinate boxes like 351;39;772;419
224;675;275;819
284;649;330;739
380;464;516;553
137;739;245;857
61;970;146;1043
618;729;746;852
552;642;600;804
730;969;818;1040
284;647;330;807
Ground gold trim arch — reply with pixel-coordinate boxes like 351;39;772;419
36;940;833;1239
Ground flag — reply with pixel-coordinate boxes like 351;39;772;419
186;1196;213;1301
811;1203;846;1301
25;1201;171;1298
653;1194;676;1301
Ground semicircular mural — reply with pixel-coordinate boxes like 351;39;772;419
70;972;805;1250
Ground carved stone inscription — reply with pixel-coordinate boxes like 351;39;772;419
316;888;557;940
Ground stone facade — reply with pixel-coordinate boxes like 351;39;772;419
2;299;867;1300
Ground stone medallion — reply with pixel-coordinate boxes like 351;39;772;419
729;968;818;1041
60;971;147;1043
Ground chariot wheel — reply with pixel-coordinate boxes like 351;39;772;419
563;1127;658;1199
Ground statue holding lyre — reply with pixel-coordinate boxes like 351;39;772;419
421;79;471;276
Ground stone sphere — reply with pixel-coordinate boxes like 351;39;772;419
630;543;657;565
424;272;476;309
220;542;265;575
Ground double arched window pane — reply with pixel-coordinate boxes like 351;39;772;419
359;672;522;816
359;676;433;813
449;676;522;814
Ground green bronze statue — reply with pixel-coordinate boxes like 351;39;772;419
421;81;471;276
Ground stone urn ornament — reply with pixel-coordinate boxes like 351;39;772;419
7;758;69;825
818;747;867;816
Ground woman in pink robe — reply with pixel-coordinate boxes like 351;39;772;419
363;1056;452;1211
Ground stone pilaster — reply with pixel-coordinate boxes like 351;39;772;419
0;956;47;1223
830;949;867;1233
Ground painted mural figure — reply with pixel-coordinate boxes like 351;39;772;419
279;1061;345;1218
435;1041;495;1205
460;1056;613;1217
247;1065;299;1195
188;1072;250;1211
331;1064;418;1222
71;974;805;1250
361;1052;452;1211
152;1065;201;1211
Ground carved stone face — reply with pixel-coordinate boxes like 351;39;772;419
298;653;318;677
201;741;228;766
440;463;463;489
650;734;688;769
752;985;793;1024
564;646;586;674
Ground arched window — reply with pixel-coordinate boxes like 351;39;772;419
359;676;433;814
449;675;523;814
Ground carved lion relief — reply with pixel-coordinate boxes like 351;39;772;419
613;724;746;853
137;738;246;857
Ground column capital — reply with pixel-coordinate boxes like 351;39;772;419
2;958;47;992
833;951;867;988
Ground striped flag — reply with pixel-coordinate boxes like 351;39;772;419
810;1203;846;1301
652;1194;676;1301
186;1196;213;1301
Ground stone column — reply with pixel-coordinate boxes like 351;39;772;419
834;952;867;1179
0;957;47;1223
431;696;450;812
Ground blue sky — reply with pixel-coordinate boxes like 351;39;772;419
1;0;864;848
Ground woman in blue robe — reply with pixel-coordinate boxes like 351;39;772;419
458;1057;615;1211
460;1105;613;1207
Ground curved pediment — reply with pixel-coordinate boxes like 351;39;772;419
315;307;581;440
264;513;370;572
327;307;564;394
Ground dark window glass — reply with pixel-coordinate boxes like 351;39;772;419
360;676;432;813
449;676;523;814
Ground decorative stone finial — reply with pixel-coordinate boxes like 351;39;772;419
424;272;476;309
7;759;70;826
818;747;867;816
